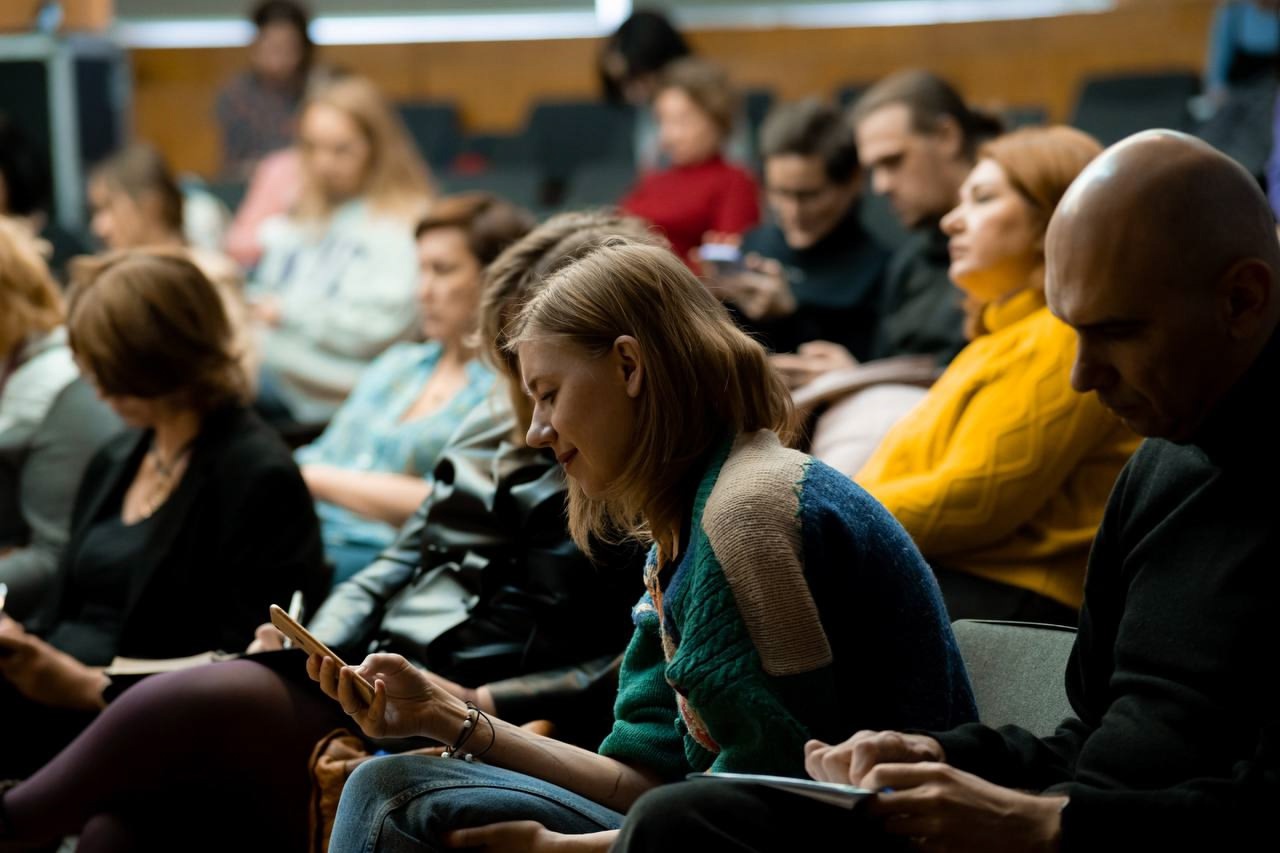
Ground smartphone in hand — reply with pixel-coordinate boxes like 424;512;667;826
269;604;376;704
698;243;748;277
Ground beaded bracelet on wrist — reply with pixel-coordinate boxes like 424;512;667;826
441;701;496;762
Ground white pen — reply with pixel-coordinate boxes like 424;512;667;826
282;589;304;649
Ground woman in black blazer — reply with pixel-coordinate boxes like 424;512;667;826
0;250;325;778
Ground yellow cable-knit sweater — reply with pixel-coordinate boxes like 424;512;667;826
856;288;1139;609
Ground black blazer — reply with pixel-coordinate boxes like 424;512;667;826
38;405;326;666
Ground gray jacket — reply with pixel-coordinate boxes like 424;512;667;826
0;331;122;620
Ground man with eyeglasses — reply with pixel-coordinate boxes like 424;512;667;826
701;98;893;387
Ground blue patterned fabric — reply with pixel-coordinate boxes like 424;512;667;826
297;341;497;559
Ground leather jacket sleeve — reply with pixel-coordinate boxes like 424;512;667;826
306;397;516;652
304;395;643;742
305;506;423;653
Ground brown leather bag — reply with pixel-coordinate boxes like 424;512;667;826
307;729;445;853
306;720;555;853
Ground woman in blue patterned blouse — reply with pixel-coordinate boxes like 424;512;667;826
296;193;534;582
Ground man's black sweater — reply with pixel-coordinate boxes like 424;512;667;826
932;334;1280;850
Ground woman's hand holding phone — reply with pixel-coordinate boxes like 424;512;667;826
307;651;471;742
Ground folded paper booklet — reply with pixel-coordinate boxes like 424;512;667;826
686;772;875;809
105;650;239;676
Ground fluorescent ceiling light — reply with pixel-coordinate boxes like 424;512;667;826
113;1;1115;49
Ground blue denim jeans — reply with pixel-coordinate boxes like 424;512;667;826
329;755;625;853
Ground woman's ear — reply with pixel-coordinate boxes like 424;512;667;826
613;335;645;398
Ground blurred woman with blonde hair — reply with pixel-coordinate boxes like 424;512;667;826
250;74;435;425
0;221;120;622
88;142;257;387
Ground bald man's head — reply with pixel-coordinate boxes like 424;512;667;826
1045;130;1280;442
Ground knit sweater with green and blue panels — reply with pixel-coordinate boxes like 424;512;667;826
598;430;977;780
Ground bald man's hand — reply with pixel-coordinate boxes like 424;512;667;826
804;731;945;786
863;763;1067;853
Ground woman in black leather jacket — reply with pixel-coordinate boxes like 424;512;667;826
0;212;664;852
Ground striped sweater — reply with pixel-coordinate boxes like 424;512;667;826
598;430;976;780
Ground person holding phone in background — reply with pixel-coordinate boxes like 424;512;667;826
699;99;892;376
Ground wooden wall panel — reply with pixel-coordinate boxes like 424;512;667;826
0;0;113;32
129;0;1217;178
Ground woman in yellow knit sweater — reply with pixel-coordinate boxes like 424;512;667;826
856;126;1138;624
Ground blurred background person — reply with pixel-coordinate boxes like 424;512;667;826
598;9;753;171
1200;0;1280;116
222;145;304;270
701;98;891;363
848;70;999;371
787;72;1001;473
215;0;324;180
1195;2;1280;189
87;143;256;387
0;221;121;623
620;57;759;264
249;74;433;428
0;250;325;779
294;193;534;584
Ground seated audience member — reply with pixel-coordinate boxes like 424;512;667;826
780;70;999;390
795;74;1008;475
319;238;976;852
701;98;891;361
620;58;760;263
87;143;255;381
790;73;999;471
0;212;655;852
295;193;534;583
250;74;433;427
215;0;322;180
614;129;1280;853
599;8;689;170
0;250;324;779
1202;0;1279;116
0;114;90;279
855;126;1138;624
0;222;121;622
847;70;996;368
223;146;301;269
599;10;751;171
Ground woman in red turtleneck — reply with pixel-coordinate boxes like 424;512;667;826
620;58;759;264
